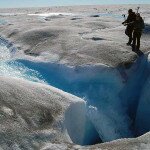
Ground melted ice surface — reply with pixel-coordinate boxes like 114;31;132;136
0;40;45;83
28;13;74;17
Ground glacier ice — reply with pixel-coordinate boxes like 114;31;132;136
1;37;150;145
135;55;150;136
65;102;102;145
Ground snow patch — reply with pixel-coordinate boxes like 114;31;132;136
28;13;74;17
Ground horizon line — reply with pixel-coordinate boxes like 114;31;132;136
0;3;149;9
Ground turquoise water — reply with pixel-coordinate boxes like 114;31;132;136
0;40;45;83
0;19;7;25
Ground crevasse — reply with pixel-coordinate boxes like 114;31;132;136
0;37;150;146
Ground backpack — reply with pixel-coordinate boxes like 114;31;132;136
141;18;145;29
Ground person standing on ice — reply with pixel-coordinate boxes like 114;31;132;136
122;9;136;46
131;13;145;51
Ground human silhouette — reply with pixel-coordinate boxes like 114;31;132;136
131;13;145;51
122;9;136;45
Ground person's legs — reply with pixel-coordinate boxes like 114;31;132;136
128;28;133;45
125;26;130;45
125;26;130;36
126;26;133;45
136;32;142;50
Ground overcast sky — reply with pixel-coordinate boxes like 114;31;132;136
0;0;150;8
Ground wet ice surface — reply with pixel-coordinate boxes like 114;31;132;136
28;13;74;17
0;19;7;25
0;39;45;83
28;12;75;20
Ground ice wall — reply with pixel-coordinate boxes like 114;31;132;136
135;54;150;136
18;54;150;144
17;60;134;143
65;102;102;145
119;55;149;127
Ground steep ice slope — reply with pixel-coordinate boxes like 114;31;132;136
0;77;87;149
119;55;149;126
135;54;150;136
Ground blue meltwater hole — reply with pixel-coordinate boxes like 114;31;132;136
0;37;150;146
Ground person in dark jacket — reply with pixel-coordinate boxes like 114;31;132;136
122;9;136;45
132;13;145;51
